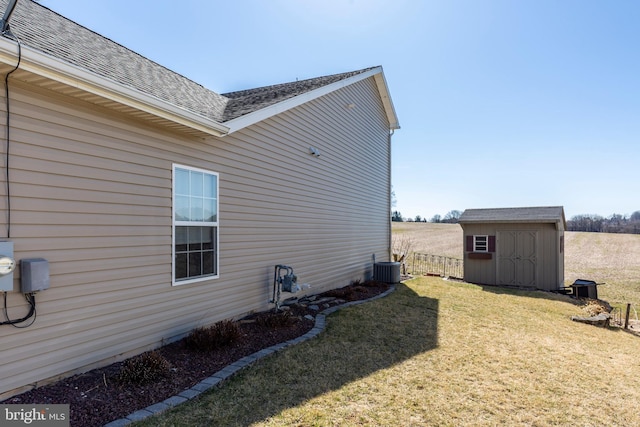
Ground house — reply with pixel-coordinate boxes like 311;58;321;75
458;206;566;291
0;0;399;398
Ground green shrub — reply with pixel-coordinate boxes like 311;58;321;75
117;351;170;385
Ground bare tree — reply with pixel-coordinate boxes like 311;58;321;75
568;212;640;234
443;210;462;223
392;234;414;275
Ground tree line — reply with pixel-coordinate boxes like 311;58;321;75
392;210;462;224
392;209;640;235
567;211;640;234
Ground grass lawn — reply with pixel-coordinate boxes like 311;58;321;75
392;222;640;309
136;277;640;426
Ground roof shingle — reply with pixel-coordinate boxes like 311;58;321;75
6;0;230;122
459;206;566;224
221;68;377;121
3;0;379;126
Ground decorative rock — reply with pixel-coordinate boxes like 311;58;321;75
103;419;131;427
309;305;320;311
162;396;188;407
126;410;154;422
314;297;337;305
571;313;611;327
144;402;170;415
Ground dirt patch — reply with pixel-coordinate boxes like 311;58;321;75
3;280;391;427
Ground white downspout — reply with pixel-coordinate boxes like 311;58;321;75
388;129;394;262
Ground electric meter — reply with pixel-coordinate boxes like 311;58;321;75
0;255;15;276
0;241;15;291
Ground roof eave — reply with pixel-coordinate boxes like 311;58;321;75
459;219;559;224
372;69;400;130
0;38;230;138
224;66;400;134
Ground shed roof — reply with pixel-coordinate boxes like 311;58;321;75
0;0;399;136
459;206;566;229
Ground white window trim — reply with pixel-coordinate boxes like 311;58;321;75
473;235;488;252
172;164;220;286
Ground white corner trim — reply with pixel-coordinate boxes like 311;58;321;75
224;66;400;134
0;38;230;137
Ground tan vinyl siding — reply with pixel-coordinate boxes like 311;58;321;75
0;76;391;398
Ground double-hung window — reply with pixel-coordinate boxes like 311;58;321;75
173;164;219;285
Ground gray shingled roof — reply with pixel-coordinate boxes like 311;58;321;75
6;0;229;122
459;206;566;224
221;68;376;121
4;0;374;125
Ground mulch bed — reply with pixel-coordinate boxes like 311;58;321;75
3;280;391;427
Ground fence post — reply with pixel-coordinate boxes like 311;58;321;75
412;253;416;275
625;303;631;329
409;252;464;279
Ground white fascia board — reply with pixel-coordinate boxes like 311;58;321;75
373;70;400;130
0;38;230;137
224;66;400;134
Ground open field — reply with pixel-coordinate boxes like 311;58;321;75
393;222;640;308
393;222;463;259
565;231;640;307
139;277;640;426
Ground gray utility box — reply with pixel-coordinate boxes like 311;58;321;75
374;262;401;284
21;258;50;293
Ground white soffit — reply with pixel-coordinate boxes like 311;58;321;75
0;38;230;138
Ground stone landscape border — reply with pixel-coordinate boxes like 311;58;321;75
104;284;396;427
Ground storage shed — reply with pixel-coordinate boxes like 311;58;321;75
458;206;566;290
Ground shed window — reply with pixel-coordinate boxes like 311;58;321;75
173;165;219;285
474;235;488;252
466;235;496;252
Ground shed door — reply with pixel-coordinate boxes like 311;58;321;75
497;231;537;287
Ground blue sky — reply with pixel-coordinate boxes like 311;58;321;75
40;0;640;220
